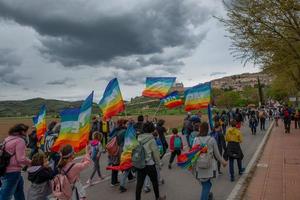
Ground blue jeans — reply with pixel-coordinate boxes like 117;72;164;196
0;172;25;200
200;179;212;200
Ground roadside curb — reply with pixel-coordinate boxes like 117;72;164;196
226;121;275;200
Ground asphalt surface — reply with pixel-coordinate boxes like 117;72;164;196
23;119;270;200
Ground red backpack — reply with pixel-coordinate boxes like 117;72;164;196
51;163;75;200
106;137;120;156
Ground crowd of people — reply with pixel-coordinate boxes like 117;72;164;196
0;105;299;200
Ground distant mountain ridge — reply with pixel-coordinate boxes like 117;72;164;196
0;98;91;117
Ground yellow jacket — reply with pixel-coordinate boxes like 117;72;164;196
225;127;243;143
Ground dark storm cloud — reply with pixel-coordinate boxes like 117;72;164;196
0;66;26;85
0;0;213;70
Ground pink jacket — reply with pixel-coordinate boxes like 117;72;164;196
5;136;31;173
62;152;91;184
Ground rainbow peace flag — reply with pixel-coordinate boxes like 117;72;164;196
99;78;125;121
32;105;47;141
52;92;94;153
177;144;208;171
142;77;176;98
161;91;183;109
184;82;211;111
107;124;138;171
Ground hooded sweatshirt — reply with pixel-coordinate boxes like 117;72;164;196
27;166;54;184
5;135;31;173
137;133;160;166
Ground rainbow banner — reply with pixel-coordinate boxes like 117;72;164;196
184;82;211;111
107;124;138;171
32;105;47;141
142;77;176;99
52;92;93;152
99;78;125;121
161;91;183;109
177;144;208;171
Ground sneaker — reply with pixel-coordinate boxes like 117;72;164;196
160;179;165;185
239;168;245;175
111;182;120;187
144;187;151;193
119;186;127;193
86;179;92;185
218;171;223;175
168;164;171;169
230;177;235;182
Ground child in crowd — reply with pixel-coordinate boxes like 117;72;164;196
168;128;183;169
210;122;226;175
58;144;91;199
249;115;258;135
87;131;105;185
27;152;54;200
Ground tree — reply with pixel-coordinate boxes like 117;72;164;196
220;0;300;91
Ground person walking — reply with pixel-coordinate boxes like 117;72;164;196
210;122;226;175
283;107;291;133
225;120;245;182
86;132;104;185
193;122;227;200
27;152;54;200
0;124;31;200
235;109;244;129
156;119;168;159
259;109;266;131
57;144;91;199
249;114;258;135
135;122;166;200
168;128;183;169
182;113;193;149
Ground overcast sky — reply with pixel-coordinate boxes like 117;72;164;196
0;0;259;102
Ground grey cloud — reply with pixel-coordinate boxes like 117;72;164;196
46;77;76;88
0;48;21;67
0;0;212;69
46;78;72;85
210;72;227;76
0;66;26;85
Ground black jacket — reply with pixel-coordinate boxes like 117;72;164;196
28;166;54;184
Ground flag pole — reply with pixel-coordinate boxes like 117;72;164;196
154;101;162;117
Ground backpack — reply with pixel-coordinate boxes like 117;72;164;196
51;163;75;200
91;142;100;161
106;137;120;156
0;138;16;177
196;137;213;169
155;138;164;156
132;138;152;169
174;136;182;150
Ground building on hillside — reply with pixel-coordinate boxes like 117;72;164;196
212;72;272;91
170;82;185;93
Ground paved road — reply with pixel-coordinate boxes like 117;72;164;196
23;120;270;200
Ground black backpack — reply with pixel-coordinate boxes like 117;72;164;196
0;139;16;177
